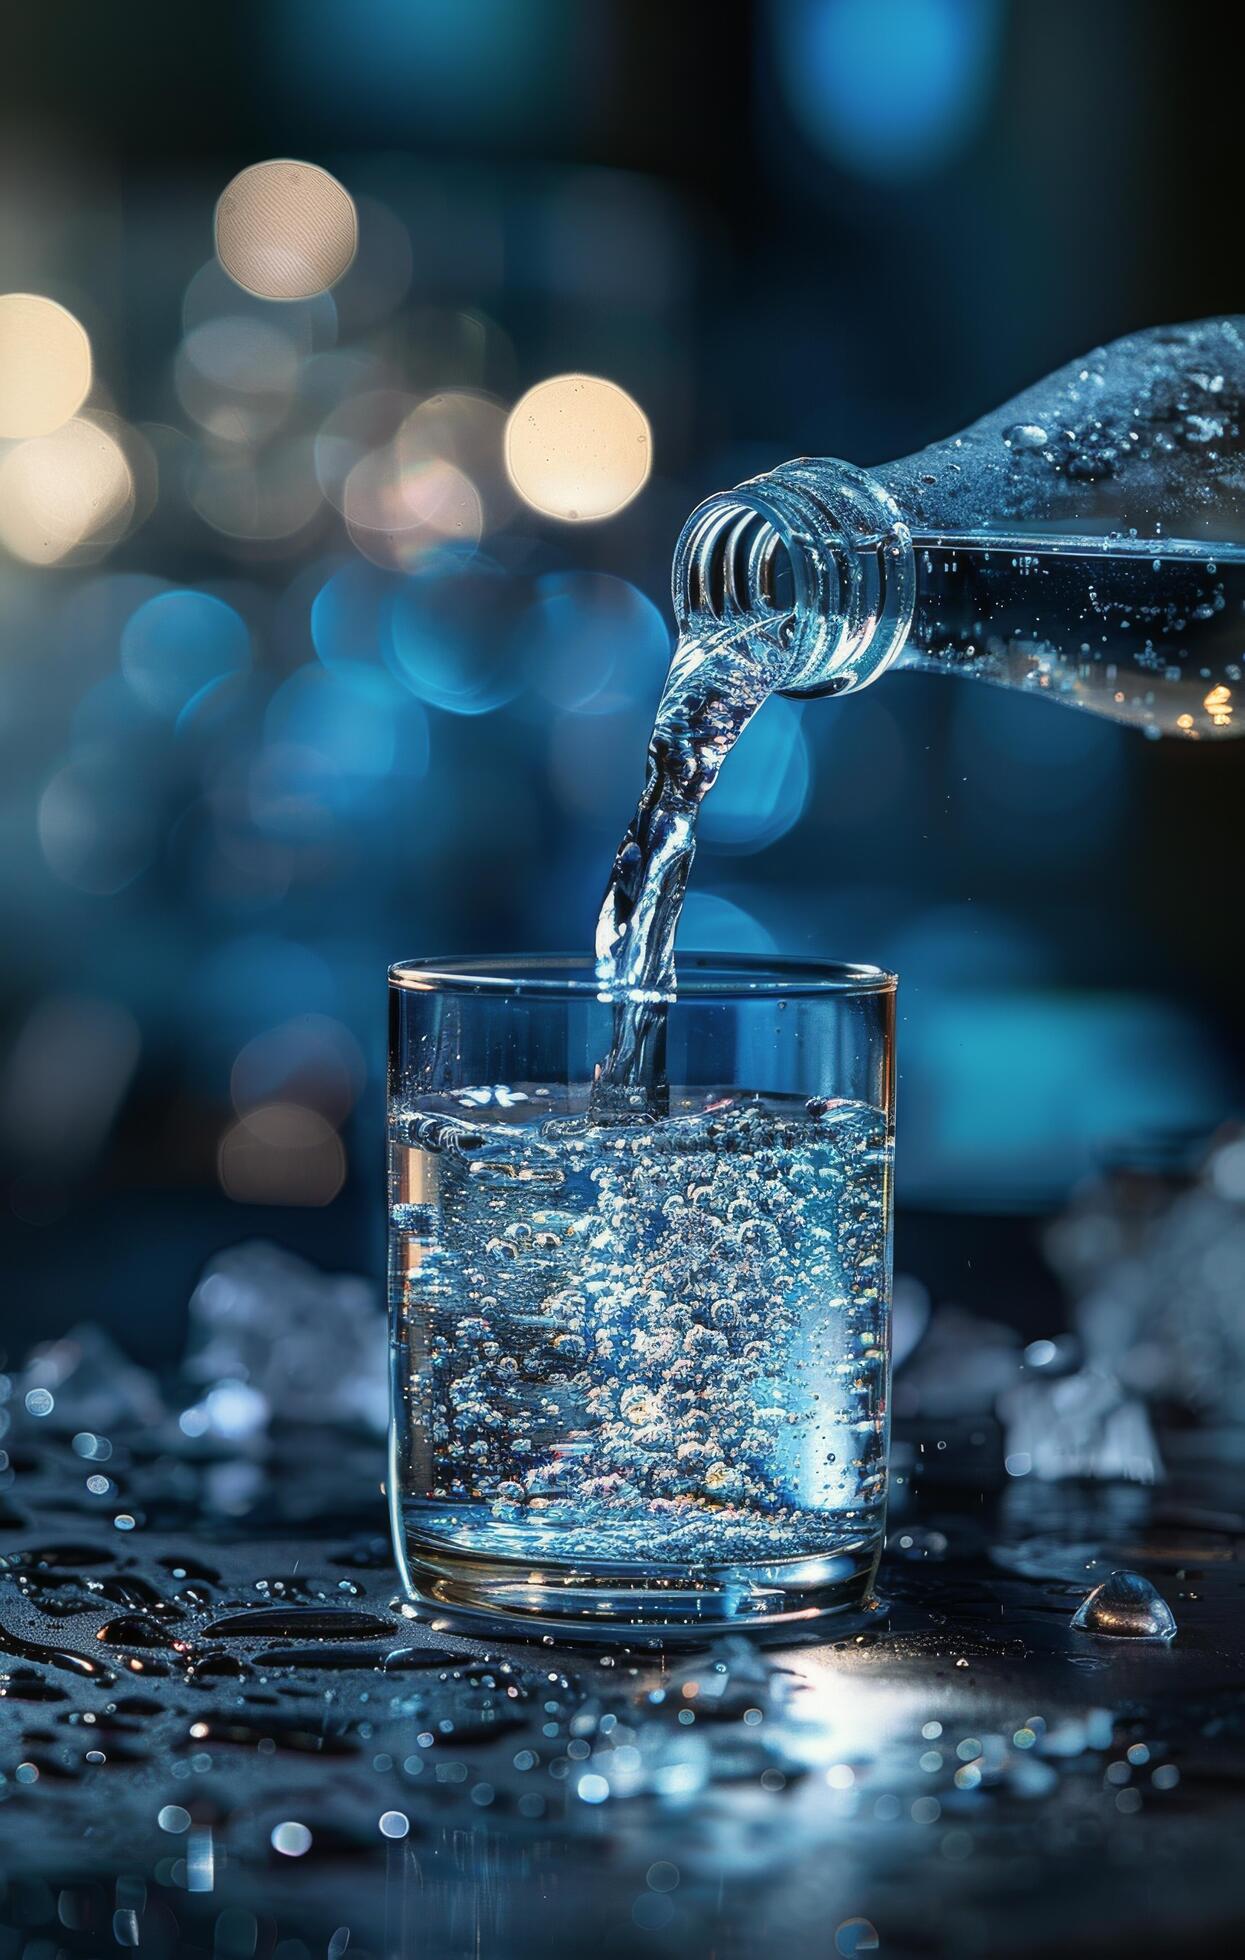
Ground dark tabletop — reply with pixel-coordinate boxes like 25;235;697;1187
3;1417;1244;1960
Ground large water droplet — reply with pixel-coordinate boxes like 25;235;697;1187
1004;423;1049;450
95;1614;182;1650
202;1607;396;1641
1070;1569;1177;1640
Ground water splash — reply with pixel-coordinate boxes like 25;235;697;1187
591;618;791;1113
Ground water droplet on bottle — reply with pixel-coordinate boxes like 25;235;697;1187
1004;423;1049;450
1070;1569;1176;1640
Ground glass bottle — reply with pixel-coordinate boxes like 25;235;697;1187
672;315;1245;738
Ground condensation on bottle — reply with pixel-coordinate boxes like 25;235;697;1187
673;316;1245;739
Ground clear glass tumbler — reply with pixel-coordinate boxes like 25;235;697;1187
388;953;896;1638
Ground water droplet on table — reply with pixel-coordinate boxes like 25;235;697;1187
1070;1569;1177;1640
202;1606;397;1641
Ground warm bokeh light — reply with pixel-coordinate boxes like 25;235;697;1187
0;293;92;439
314;389;415;512
215;160;358;301
1204;683;1233;728
398;390;514;528
504;373;651;522
217;1101;347;1206
344;451;483;569
0;415;135;566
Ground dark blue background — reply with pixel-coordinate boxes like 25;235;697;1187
1;0;1240;1358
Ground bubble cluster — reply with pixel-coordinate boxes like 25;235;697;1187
391;1093;890;1569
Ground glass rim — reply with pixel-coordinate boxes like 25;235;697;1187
388;951;897;999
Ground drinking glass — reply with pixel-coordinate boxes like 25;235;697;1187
388;953;896;1638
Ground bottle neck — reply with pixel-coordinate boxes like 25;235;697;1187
671;458;916;697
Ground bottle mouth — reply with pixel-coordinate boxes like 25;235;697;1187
672;460;915;697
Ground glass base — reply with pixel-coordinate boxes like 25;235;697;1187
392;1519;884;1645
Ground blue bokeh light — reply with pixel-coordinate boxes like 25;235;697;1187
311;560;396;675
265;664;427;783
697;696;811;852
121;591;252;721
679;891;778;955
899;990;1225;1209
388;559;522;715
772;0;1003;179
514;572;670;717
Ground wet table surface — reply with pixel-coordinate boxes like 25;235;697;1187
3;1424;1245;1959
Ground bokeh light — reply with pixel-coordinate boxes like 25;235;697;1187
217;1101;346;1206
0;996;141;1167
0;294;93;439
0;416;135;566
310;560;393;673
183;255;337;351
175;316;303;445
314;389;415;513
37;759;158;895
697;696;811;852
398;390;514;530
679;891;777;955
504;374;651;522
344;451;483;570
331;195;414;333
772;0;1003;180
264;663;416;782
388;559;522;713
121;590;251;720
190;438;322;543
192;935;339;1044
515;572;669;715
215;160;358;301
950;681;1125;861
231;1013;366;1125
901;992;1224;1207
547;696;656;823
